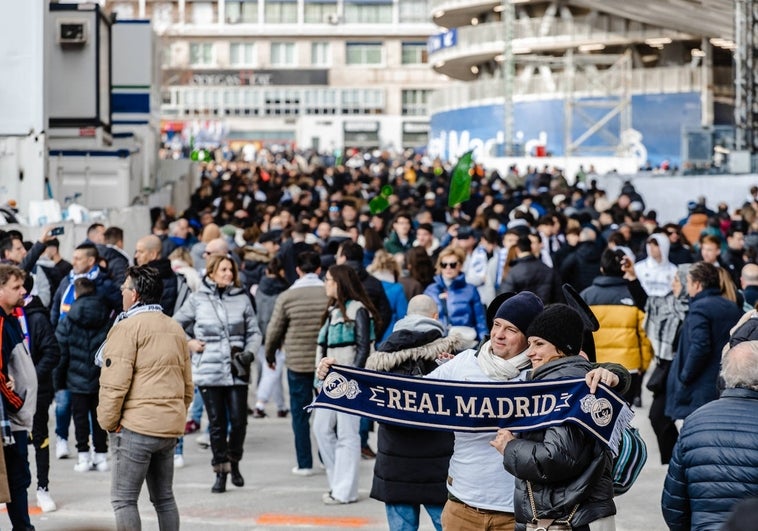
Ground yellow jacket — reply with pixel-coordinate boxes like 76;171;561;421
589;304;654;373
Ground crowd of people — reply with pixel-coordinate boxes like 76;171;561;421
0;150;757;530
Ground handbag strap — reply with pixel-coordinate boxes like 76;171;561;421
527;480;580;526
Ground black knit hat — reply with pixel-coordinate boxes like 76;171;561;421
526;304;584;356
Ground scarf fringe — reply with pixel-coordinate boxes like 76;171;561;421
608;404;635;457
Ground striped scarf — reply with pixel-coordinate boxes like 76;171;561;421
94;303;164;367
59;266;101;320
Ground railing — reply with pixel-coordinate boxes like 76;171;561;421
430;66;710;112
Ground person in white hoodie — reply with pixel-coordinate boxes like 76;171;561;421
635;233;678;297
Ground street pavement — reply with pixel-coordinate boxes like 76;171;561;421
14;384;667;531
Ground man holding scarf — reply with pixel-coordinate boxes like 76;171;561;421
319;291;629;531
49;242;120;461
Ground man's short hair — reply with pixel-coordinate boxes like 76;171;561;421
0;264;25;287
721;341;758;391
407;295;437;318
87;223;105;236
338;240;364;263
75;242;99;260
688;261;720;290
601;248;625;277
73;277;96;298
699;233;722;247
104;226;124;245
0;236;16;260
515;236;532;254
126;265;162;305
296;251;321;274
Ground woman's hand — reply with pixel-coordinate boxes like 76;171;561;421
188;339;206;353
586;368;619;394
317;357;337;380
489;428;515;455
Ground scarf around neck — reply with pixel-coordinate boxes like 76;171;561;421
59;266;101;320
94;302;164;367
476;340;530;380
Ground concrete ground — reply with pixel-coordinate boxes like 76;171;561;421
12;383;667;531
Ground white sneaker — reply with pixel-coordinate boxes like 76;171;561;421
291;466;314;477
73;453;92;472
55;436;69;459
92;452;109;472
174;454;185;469
36;487;57;513
196;433;210;448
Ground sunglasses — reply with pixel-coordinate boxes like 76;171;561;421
441;262;459;269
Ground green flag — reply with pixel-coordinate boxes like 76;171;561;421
448;151;474;207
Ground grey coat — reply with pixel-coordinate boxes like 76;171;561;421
173;277;262;387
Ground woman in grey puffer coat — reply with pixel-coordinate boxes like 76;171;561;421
174;254;262;493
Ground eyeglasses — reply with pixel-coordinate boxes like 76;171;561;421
120;284;135;292
441;262;459;269
325;276;334;282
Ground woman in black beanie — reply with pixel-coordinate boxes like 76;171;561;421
492;304;621;531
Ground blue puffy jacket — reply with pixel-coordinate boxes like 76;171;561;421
662;388;758;530
665;288;741;420
424;273;487;339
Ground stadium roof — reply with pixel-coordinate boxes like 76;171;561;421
571;0;733;40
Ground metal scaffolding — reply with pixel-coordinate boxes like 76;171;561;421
734;0;758;153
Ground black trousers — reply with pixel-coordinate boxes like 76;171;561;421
71;392;108;454
31;391;53;489
199;385;248;468
648;391;678;464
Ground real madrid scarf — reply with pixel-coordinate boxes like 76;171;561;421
309;365;633;455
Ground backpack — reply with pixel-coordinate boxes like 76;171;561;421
612;426;647;495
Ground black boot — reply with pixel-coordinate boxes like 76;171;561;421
212;473;227;493
230;461;244;487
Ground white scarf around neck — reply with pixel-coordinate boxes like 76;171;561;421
476;340;530;380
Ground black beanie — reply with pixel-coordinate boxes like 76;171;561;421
526;304;584;356
493;291;544;335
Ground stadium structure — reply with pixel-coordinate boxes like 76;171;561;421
427;0;742;170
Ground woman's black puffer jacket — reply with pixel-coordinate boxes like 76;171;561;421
502;356;616;531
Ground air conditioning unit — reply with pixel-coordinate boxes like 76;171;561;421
324;13;340;25
57;19;89;46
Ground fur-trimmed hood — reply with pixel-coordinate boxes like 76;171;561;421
366;332;474;372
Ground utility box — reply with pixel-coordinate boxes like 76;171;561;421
48;3;111;130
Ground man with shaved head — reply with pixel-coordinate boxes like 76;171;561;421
134;235;184;316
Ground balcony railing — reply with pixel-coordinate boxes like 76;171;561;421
430;65;713;112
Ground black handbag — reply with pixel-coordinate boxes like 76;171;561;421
524;481;579;531
645;359;671;394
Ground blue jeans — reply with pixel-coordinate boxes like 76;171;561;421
287;369;314;469
110;427;179;531
4;431;33;530
189;386;203;424
55;389;72;440
386;503;443;531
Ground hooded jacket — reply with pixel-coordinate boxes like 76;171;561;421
23;296;60;396
367;316;467;506
173;277;262;387
503;356;616;531
54;293;112;394
635;233;678;297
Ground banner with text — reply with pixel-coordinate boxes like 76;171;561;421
309;365;633;454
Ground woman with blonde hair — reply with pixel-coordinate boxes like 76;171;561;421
424;247;488;340
367;250;408;343
173;254;262;493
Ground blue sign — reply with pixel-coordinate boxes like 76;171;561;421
428;92;703;167
427;28;457;55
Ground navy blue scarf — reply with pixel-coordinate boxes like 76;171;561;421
309;365;633;454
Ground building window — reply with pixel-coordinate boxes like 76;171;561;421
311;42;331;66
151;3;175;25
189;43;214;66
304;1;338;23
230;42;256;66
190;2;215;24
265;1;297;23
401;89;429;116
346;42;382;65
226;1;258;23
343;2;392;23
270;42;296;66
341;89;384;114
401;42;427;65
399;0;428;23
